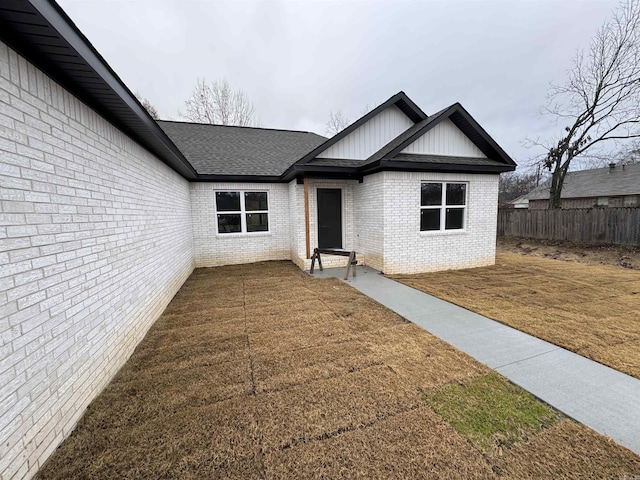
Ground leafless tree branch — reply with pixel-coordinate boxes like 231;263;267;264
541;0;640;208
183;78;256;126
325;110;350;136
135;91;160;120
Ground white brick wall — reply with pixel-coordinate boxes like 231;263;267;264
353;173;385;271
0;41;194;479
0;36;503;479
190;182;290;267
289;172;498;274
377;171;499;274
288;180;306;269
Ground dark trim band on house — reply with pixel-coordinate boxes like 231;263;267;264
371;160;514;174
0;0;198;179
196;174;284;183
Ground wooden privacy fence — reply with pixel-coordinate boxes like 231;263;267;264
497;208;640;246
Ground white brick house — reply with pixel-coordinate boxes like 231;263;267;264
159;96;515;274
0;1;515;478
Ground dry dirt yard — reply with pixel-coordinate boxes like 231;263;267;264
38;262;640;479
393;240;640;380
499;236;640;270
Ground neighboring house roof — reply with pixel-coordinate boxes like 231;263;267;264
0;0;197;179
527;163;640;200
157;121;326;178
508;194;530;207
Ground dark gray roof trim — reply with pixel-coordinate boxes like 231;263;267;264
305;158;368;168
295;91;428;166
370;160;514;175
281;157;513;182
392;153;507;167
0;0;197;179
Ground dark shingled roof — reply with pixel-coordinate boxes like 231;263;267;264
527;163;640;200
157;121;327;176
157;98;516;179
306;158;367;168
392;154;507;167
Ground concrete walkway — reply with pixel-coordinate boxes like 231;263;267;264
312;266;640;455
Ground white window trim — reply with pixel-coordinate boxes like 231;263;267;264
420;182;468;233
214;190;271;235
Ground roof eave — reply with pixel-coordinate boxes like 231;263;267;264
195;174;284;183
0;0;198;180
366;159;515;175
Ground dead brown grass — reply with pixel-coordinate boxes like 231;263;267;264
495;419;640;479
37;261;640;479
264;407;495;479
393;253;640;378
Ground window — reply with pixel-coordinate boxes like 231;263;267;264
624;195;638;207
420;182;467;232
596;196;609;207
215;191;269;234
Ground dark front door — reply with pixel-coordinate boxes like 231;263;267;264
317;188;342;248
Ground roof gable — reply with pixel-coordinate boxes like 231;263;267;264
317;105;414;160
400;118;487;158
296;91;427;165
365;103;515;167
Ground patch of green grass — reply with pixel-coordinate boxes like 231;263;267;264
423;373;562;451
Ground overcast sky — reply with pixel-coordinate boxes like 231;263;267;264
58;0;620;170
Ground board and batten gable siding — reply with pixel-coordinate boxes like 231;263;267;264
0;41;194;480
401;118;487;158
380;171;499;274
317;105;414;160
190;182;291;267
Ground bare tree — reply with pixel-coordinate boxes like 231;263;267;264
326;110;350;136
135;91;159;120
499;170;548;203
539;0;640;208
184;78;256;126
615;139;640;163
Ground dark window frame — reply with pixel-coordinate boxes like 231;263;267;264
420;182;467;232
215;190;270;234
